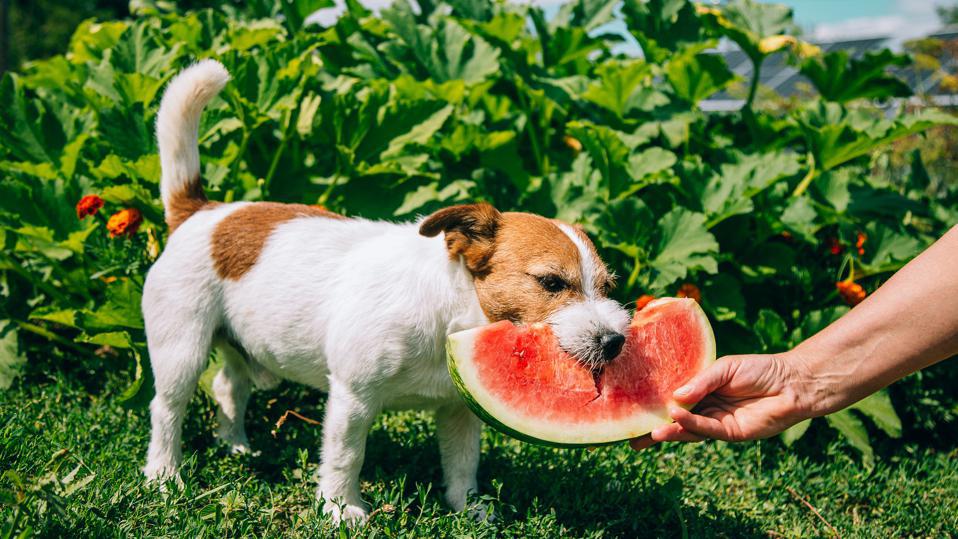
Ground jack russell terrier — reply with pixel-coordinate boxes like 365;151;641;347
142;60;630;525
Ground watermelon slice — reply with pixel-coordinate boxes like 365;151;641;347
446;298;715;446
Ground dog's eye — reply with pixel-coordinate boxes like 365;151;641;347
602;278;616;295
537;274;569;293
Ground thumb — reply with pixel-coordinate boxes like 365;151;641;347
672;357;736;405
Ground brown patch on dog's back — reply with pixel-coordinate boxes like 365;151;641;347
211;203;344;280
167;178;218;233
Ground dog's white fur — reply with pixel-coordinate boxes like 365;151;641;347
143;60;628;525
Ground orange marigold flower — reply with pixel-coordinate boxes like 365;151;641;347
826;237;843;255
635;294;656;311
76;194;104;219
836;280;866;306
106;208;143;238
563;135;583;153
855;232;867;256
676;283;701;304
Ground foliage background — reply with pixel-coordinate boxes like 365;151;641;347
1;0;957;535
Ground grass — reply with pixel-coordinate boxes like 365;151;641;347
1;365;957;538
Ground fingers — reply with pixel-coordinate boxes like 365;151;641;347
669;406;739;441
629;435;655;451
650;422;706;443
671;357;737;405
630;425;705;450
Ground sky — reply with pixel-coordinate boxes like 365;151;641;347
787;0;951;44
308;0;955;46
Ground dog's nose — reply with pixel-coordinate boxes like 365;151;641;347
599;332;626;361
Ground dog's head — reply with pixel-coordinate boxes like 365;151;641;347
421;203;629;369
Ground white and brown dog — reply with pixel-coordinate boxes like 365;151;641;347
142;60;630;524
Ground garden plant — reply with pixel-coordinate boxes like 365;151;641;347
1;0;957;536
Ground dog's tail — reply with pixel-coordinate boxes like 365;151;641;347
156;59;230;231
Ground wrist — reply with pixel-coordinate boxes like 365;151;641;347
778;347;836;420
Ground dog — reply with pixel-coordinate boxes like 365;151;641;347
142;59;631;525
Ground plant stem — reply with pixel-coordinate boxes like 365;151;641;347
15;320;89;354
626;257;642;289
745;56;763;111
854;262;907;280
792;152;817;197
262;136;288;198
2;262;73;305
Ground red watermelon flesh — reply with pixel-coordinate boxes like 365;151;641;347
446;298;715;446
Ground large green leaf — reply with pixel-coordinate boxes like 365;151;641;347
754;309;787;352
581;60;653;119
622;0;704;65
694;151;800;227
381;7;499;84
799;104;958;172
666;48;735;106
566;121;630;200
699;0;798;63
801;50;912;103
850;391;902;439
547;153;604;224
826;409;874;469
647;208;719;289
0;321;25;391
780;196;819;243
781;419;811;446
701;273;745;323
789;307;848;347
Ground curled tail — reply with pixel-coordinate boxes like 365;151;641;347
156;59;230;232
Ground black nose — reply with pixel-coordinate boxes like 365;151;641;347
600;333;626;361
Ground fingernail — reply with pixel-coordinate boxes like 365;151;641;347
674;385;692;397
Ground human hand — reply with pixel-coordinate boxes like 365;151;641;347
630;353;816;450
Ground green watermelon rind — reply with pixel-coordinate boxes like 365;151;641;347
446;298;716;448
446;337;597;448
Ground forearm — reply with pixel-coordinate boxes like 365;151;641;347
789;225;958;418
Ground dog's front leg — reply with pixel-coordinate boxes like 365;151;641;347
435;402;483;512
317;379;379;526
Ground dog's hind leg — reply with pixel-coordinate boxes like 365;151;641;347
211;340;252;454
143;298;217;484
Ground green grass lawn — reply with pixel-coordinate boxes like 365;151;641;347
2;367;956;538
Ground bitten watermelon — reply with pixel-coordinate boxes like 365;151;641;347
446;298;715;446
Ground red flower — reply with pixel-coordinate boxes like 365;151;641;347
106;208;143;238
635;294;656;311
855;232;867;256
827;237;843;256
836;280;866;306
76;194;104;219
676;283;702;304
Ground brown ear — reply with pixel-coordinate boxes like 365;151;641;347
420;203;501;274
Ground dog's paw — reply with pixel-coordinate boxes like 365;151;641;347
466;502;496;524
215;431;260;456
143;464;183;491
226;440;257;456
323;500;369;527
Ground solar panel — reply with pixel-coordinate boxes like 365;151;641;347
701;31;958;110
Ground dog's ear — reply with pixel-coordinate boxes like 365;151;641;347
420;203;501;275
